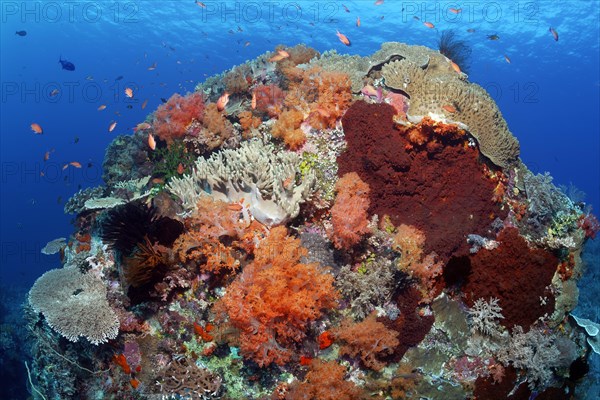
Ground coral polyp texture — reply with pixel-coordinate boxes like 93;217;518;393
26;42;598;400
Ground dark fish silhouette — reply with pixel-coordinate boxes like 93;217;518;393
161;97;168;103
115;75;124;81
15;30;27;36
59;56;75;71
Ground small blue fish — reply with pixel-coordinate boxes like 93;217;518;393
15;30;27;36
59;56;75;71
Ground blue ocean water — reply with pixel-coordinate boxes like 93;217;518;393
1;0;598;286
0;1;599;397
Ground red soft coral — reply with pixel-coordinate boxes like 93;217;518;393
152;92;204;145
329;172;371;249
215;226;338;367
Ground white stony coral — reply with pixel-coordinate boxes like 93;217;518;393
468;297;505;336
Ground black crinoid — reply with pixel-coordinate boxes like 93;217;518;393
437;30;472;74
100;201;183;257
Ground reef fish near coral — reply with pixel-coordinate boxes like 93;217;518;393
58;56;75;71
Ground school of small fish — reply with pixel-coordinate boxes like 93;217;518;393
24;0;562;207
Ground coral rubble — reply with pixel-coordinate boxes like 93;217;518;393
26;42;598;400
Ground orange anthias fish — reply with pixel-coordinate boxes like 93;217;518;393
69;161;82;168
216;92;229;112
195;0;206;8
449;8;462;14
43;151;50;161
108;121;117;132
134;122;151;132
336;30;351;46
450;61;461;74
356;16;361;27
549;27;559;42
147;133;156;150
251;92;257;110
30;123;43;134
97;104;107;111
442;104;457;113
141;99;148;109
268;49;290;62
124;87;134;98
374;0;384;5
177;163;185;174
423;21;435;29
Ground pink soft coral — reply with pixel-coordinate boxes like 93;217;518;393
329;172;371;249
253;84;285;117
215;226;338;367
152;92;204;145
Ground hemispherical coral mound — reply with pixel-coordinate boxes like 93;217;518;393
338;100;506;262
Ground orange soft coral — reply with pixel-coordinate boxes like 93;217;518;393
393;224;426;270
223;64;252;95
237;111;262;138
199;103;234;150
271;108;306;150
285;359;365;400
306;70;353;130
334;313;400;371
173;197;252;276
215;226;338;367
400;116;467;148
329;172;371;249
152;92;204;145
274;44;320;84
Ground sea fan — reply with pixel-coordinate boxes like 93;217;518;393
437;30;471;74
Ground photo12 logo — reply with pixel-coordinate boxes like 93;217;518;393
399;2;539;24
194;1;342;24
1;80;142;105
1;1;140;24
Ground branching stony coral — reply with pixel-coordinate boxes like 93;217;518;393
28;266;119;345
467;297;504;336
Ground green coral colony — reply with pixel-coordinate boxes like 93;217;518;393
27;42;598;399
